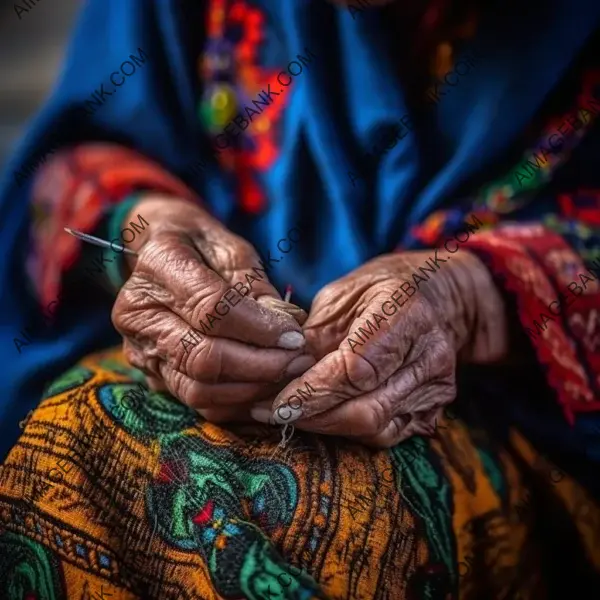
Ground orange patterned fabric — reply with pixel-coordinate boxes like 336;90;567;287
1;348;599;598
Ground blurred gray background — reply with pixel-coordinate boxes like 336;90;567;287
0;0;80;169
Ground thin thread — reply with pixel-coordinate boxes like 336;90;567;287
281;424;295;446
269;424;295;459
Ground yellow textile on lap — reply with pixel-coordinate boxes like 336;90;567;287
0;348;598;599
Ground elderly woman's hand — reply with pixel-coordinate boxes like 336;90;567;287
112;194;315;422
251;250;509;447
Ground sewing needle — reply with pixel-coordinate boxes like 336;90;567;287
63;227;138;256
65;228;296;305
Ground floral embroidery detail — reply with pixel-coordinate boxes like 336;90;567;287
200;0;289;213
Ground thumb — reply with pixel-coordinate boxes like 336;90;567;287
256;296;308;326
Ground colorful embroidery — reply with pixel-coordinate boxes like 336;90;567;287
200;0;291;213
199;0;304;213
478;69;600;215
408;60;600;420
411;68;600;242
2;349;600;597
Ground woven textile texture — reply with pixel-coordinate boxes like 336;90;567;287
1;349;599;599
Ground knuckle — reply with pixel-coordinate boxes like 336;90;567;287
443;382;458;402
411;294;440;324
112;280;161;332
216;233;258;269
163;367;190;405
122;344;143;370
234;237;258;260
174;336;203;372
111;286;135;330
188;342;222;384
174;344;195;375
388;415;406;442
406;360;425;387
137;238;173;272
436;334;456;364
184;281;229;323
111;301;126;331
421;332;456;378
364;396;391;435
343;349;379;393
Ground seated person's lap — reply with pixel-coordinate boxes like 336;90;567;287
1;349;599;599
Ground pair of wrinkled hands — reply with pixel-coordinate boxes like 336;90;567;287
112;196;509;447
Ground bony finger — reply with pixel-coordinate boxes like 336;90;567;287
208;295;307;350
249;400;278;425
269;349;369;424
173;306;315;383
278;354;317;382
136;236;306;351
158;361;281;408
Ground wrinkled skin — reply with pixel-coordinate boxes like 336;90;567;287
112;195;315;423
252;251;509;447
113;196;509;447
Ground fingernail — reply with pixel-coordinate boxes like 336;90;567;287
284;355;315;378
250;405;275;424
277;331;305;350
272;404;303;424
